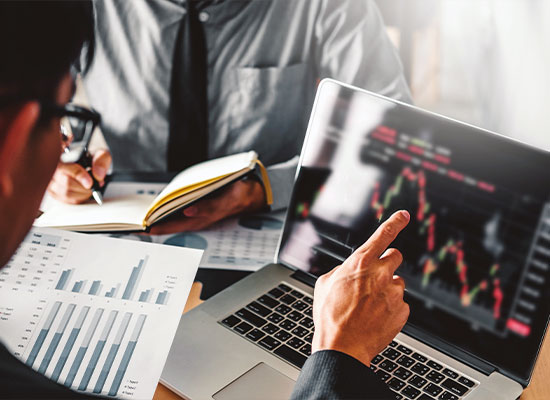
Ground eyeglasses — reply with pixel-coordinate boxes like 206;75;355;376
0;97;101;164
42;102;101;164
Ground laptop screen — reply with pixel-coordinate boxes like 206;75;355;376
278;80;550;382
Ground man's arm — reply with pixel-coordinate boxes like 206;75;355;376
291;210;411;399
264;0;413;212
291;350;394;399
316;0;412;103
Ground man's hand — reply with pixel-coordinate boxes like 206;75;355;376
311;210;410;367
148;178;267;235
47;149;111;204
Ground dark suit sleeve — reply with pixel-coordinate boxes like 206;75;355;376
0;343;97;399
290;350;395;400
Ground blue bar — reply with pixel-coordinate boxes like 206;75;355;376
93;344;120;393
56;270;70;290
109;314;146;396
26;301;62;367
65;308;104;388
64;347;87;387
38;332;62;374
122;259;144;300
89;280;101;296
78;310;117;391
138;290;149;302
93;312;132;394
38;304;76;374
79;340;106;391
72;281;82;293
155;291;167;305
26;329;48;367
108;342;136;396
51;306;89;382
51;330;78;381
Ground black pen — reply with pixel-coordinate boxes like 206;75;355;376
61;124;103;205
78;151;104;205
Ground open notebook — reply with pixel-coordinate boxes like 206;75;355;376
35;151;273;232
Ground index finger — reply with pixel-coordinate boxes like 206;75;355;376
355;210;410;261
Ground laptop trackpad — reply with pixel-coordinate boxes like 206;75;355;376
213;362;296;400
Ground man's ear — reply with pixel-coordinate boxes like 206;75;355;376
0;102;41;197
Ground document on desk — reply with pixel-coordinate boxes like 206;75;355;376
107;211;286;272
0;227;202;399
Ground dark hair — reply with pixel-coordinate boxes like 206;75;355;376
0;0;95;100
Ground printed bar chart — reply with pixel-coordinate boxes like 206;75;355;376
53;256;169;305
94;312;132;393
2;227;202;399
138;289;153;303
56;269;73;290
64;308;104;387
38;303;76;374
109;314;147;396
122;257;148;300
72;280;87;293
89;281;102;296
26;301;62;367
51;306;90;382
79;310;118;391
105;284;121;298
155;291;170;305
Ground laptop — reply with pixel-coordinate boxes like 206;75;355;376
161;79;550;400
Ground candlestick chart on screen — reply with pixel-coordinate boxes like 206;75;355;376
361;128;546;338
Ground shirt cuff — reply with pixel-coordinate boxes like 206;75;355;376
290;350;395;400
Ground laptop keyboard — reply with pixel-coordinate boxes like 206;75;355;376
219;283;478;400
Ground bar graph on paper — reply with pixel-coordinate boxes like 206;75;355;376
55;256;173;306
0;227;202;399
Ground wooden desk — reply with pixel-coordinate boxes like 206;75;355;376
153;284;550;399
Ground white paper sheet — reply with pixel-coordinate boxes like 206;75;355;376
0;227;202;399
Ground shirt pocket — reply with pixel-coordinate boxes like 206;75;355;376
228;63;310;162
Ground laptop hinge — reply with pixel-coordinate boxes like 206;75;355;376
290;269;317;288
403;324;496;376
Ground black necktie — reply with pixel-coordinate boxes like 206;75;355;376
167;0;209;171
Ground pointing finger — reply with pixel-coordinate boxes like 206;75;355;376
355;210;410;262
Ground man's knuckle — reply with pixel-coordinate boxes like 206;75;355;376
382;223;394;237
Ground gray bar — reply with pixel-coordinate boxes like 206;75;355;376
78;310;118;391
138;289;149;302
64;308;104;387
51;306;89;382
72;281;82;293
56;270;71;290
155;290;167;305
89;281;101;296
112;283;121;298
109;314;147;396
26;301;62;367
93;312;132;394
38;303;76;374
122;256;148;300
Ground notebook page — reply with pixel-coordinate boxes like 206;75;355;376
34;195;155;230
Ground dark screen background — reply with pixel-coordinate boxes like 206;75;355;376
279;81;550;382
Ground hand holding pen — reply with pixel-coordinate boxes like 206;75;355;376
48;148;111;205
75;150;105;205
45;104;110;205
47;123;112;205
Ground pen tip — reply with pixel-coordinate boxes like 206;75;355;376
92;191;103;206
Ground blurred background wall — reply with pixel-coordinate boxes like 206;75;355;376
375;0;550;151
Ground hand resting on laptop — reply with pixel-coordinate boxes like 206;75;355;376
311;210;411;367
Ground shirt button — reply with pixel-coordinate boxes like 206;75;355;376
199;11;209;22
